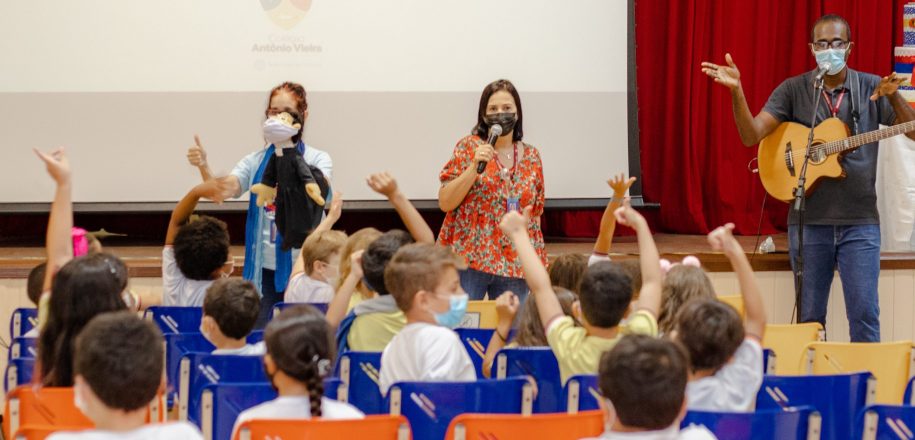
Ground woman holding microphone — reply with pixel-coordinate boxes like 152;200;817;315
438;79;546;303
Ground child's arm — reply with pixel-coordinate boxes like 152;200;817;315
499;207;563;327
326;251;364;330
614;200;662;317
482;291;519;378
368;172;435;243
35;148;73;293
593;174;636;256
165;181;215;246
708;223;766;340
292;194;343;278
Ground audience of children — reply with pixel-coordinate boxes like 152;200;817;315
201;278;265;355
286;229;347;303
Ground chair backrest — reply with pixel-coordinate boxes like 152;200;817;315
562;374;600;414
446;410;604;440
905;376;915;406
9;337;38;361
144;306;202;334
764;323;824;375
855;404;915;440
3;386;92;440
337;351;384;414
805;341;914;404
683;405;822;440
717;295;744;317
454;328;494;379
324;377;343;401
199;382;276;440
756;372;875;440
6;358;36;394
763;348;776;375
387;377;534;440
495;347;562;413
234;415;411;440
246;330;264;343
178;353;267;424
272;302;329;319
164;332;215;405
10;308;38;339
460;301;497;329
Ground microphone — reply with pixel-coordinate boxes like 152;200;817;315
815;62;831;81
477;124;503;173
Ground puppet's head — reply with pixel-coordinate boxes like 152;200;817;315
263;111;302;146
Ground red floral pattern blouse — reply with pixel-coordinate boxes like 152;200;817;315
438;135;547;278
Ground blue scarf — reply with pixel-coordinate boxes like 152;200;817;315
242;142;305;292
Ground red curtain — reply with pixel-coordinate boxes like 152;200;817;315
632;0;907;235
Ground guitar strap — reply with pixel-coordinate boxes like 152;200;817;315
851;70;860;135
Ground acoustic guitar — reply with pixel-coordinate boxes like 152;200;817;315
758;117;915;202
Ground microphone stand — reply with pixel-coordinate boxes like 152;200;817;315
793;72;826;323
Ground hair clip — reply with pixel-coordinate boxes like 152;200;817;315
312;354;331;376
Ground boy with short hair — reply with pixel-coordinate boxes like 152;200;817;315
201;278;265;355
164;182;233;307
583;335;715;439
500;201;663;382
377;243;475;394
675;223;767;411
48;311;202;439
286;229;347;303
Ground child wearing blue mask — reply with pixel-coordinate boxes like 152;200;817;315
377;244;475;395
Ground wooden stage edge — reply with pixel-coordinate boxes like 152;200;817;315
2;233;915;278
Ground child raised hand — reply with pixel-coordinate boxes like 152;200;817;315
367;172;434;243
707;223;766;340
593;174;637;262
481;291;520;378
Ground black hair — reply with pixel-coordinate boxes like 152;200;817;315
75;311;164;411
673;299;744;372
203;279;261;339
600;335;689;430
811;14;851;42
38;254;128;387
471;79;524;142
264;305;334;417
173;215;230;281
578;261;632;328
27;262;47;306
362;230;414;296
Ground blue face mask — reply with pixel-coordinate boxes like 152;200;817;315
815;48;847;75
433;293;469;328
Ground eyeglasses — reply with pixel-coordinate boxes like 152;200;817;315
812;40;850;51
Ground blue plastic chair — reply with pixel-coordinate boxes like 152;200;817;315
455;328;494;379
763;348;776;374
337;351;385;415
325;377;343;401
246;330;264;343
903;376;915;405
855;404;915;439
144;306;202;334
164;333;215;404
682;405;822;440
177;353;267;426
10;308;37;339
272;301;329;318
562;374;600;413
8;337;37;360
386;377;534;440
198;381;276;440
756;372;874;440
5;358;35;393
495;347;562;413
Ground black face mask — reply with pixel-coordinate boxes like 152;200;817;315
484;112;517;136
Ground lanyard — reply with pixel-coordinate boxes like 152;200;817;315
822;89;846;117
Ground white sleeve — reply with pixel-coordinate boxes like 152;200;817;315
304;147;333;180
231;151;260;195
714;338;764;410
284;273;306;303
424;329;477;382
161;247;182;306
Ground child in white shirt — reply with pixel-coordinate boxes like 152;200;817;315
285;230;347;304
202;279;265;355
232;305;363;438
378;244;476;395
48;312;203;440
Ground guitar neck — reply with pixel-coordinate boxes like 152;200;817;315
821;119;915;155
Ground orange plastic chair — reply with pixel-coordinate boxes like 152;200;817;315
13;425;88;440
717;295;744;318
233;415;411;440
464;301;498;329
763;323;824;375
445;410;605;440
3;387;92;439
804;341;915;404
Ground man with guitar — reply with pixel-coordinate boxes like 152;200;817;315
701;14;915;342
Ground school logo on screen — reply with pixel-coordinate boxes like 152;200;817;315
260;0;312;30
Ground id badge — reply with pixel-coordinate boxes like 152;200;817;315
506;196;520;213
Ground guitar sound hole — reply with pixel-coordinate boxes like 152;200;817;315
809;146;827;164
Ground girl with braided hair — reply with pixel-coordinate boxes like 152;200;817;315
231;305;363;437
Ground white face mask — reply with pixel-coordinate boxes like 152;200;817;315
74;385;89;416
263;117;299;144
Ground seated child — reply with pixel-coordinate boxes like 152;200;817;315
201;279;264;355
378;244;475;394
48;311;203;439
500;201;663;382
286;230;347;303
481;288;578;378
582;335;715;440
548;254;588;293
658;261;716;334
232;305;363;437
163;182;233;307
673;223;766;412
